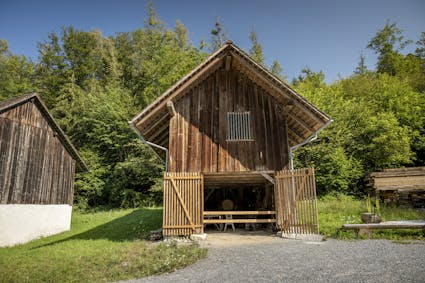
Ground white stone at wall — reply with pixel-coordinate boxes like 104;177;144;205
0;204;72;247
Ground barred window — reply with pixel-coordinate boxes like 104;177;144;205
227;111;252;141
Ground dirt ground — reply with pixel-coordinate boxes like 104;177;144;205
200;229;285;247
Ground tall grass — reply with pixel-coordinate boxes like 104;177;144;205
318;194;425;239
0;208;206;283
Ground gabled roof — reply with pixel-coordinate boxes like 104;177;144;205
0;93;88;171
130;41;331;149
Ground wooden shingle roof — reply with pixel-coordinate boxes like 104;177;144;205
0;93;88;171
130;41;331;150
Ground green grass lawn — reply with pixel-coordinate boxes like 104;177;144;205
318;194;425;240
1;197;423;282
0;208;206;283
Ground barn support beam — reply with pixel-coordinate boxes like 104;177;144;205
166;100;176;116
261;172;275;185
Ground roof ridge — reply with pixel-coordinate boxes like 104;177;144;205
130;40;331;148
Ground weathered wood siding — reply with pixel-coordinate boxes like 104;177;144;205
168;68;290;172
0;102;76;205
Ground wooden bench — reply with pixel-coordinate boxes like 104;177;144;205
203;211;276;224
342;220;425;238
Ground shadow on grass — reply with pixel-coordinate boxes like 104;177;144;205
32;208;162;249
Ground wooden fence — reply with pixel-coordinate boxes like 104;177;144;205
274;168;319;234
163;172;204;236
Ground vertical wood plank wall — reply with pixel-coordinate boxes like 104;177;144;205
0;102;76;205
168;68;290;173
274;168;319;234
163;172;204;236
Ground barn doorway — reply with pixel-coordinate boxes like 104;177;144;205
203;172;277;234
204;185;273;211
161;170;319;237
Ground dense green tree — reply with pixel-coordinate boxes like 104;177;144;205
54;81;135;161
292;67;326;89
36;31;71;107
270;59;282;75
270;59;287;81
73;148;109;208
106;141;163;208
2;13;425;204
415;32;425;59
36;27;122;108
114;5;203;108
0;39;35;100
367;21;412;75
294;69;424;195
47;3;201;207
174;19;189;49
295;143;364;195
0;39;7;53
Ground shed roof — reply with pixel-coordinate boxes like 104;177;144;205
130;41;331;150
0;93;88;171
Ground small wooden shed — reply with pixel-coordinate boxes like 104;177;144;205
130;42;331;237
0;93;88;246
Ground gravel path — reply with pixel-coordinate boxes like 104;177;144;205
125;231;425;283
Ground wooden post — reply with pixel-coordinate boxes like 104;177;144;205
225;55;232;71
166;100;176;117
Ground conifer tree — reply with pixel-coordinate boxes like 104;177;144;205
210;18;227;51
354;52;368;74
249;29;265;64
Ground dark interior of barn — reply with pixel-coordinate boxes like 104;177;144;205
203;184;276;232
204;185;273;211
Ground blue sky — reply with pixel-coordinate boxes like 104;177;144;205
1;0;424;82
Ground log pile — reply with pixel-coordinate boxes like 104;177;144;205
368;167;425;208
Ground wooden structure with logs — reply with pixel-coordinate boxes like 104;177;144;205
368;167;425;208
131;41;330;237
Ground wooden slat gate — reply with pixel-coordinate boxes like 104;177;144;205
274;168;319;234
163;172;204;236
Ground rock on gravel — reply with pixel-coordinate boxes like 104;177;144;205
122;231;425;283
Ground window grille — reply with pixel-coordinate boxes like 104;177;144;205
227;111;252;141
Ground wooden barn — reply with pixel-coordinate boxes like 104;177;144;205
130;41;331;237
0;93;88;247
